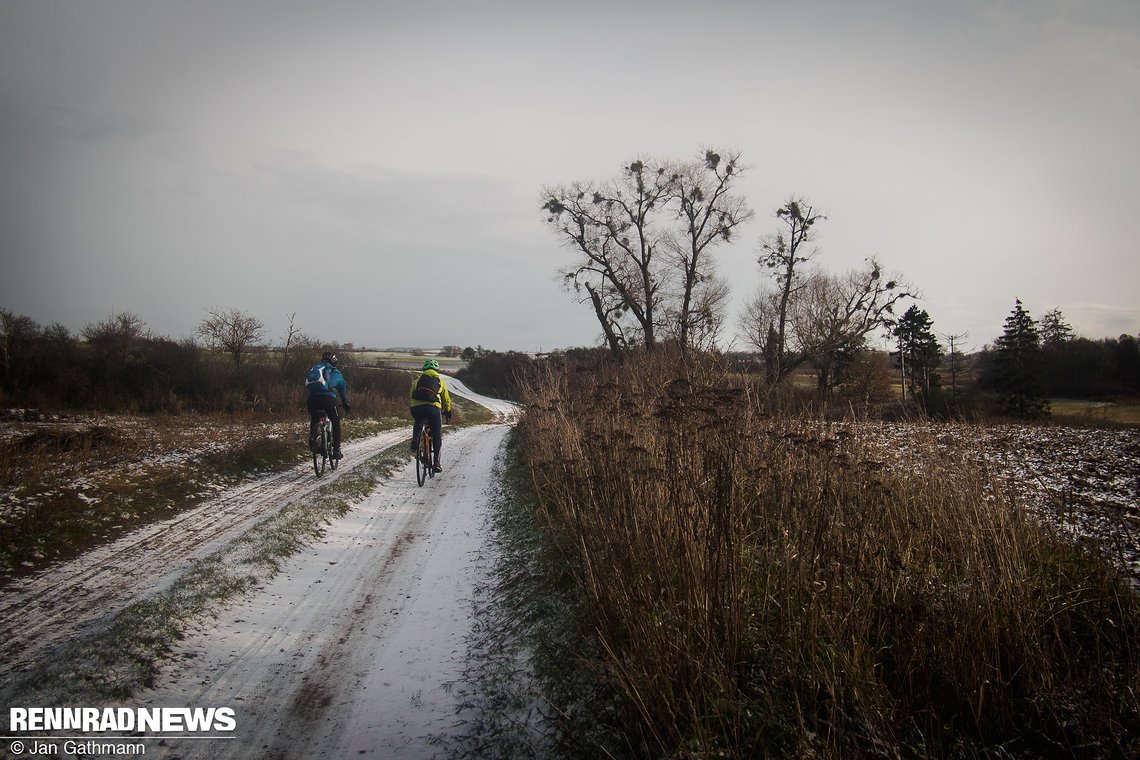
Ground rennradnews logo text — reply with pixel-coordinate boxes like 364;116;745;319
9;707;237;733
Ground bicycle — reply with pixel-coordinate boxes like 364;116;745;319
310;410;340;477
414;422;434;487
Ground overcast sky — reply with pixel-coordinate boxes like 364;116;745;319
2;0;1137;353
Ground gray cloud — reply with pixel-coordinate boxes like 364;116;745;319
2;0;1137;352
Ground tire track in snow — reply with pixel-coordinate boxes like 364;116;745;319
143;422;512;759
0;428;409;677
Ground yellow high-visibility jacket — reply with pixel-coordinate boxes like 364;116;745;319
409;369;452;412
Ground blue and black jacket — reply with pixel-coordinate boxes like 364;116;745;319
306;360;349;406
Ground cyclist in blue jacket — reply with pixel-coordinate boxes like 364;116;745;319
306;352;350;459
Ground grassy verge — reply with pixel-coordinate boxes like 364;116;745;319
451;395;496;426
515;352;1140;758
1;442;410;707
447;429;630;759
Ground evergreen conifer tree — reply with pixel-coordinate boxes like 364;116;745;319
892;305;942;399
1039;308;1075;348
994;299;1050;418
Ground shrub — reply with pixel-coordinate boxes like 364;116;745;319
456;350;537;400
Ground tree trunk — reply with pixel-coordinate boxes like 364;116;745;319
587;283;623;357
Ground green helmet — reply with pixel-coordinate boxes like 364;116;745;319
423;359;440;371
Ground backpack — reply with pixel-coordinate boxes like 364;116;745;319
412;372;441;403
306;362;330;392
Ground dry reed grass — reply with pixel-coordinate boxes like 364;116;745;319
517;351;1138;758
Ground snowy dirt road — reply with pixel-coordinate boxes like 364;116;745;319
2;378;521;758
145;421;513;759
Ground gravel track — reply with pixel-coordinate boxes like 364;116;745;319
0;428;409;678
144;422;511;758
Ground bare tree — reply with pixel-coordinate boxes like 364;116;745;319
688;271;733;353
752;198;824;382
742;197;915;387
542;158;675;354
541;149;753;356
791;261;913;391
81;311;148;345
584;278;629;355
1;309;44;397
280;313;324;374
281;313;302;368
80;311;149;364
197;308;265;369
664;149;754;355
744;258;913;389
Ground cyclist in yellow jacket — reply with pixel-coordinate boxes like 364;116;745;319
409;359;452;473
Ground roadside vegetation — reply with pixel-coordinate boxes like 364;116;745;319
511;350;1139;758
449;432;619;758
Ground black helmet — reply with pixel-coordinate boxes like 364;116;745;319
322;351;337;366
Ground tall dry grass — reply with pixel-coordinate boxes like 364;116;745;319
517;351;1138;758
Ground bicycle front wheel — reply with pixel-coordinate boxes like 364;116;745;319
328;422;339;471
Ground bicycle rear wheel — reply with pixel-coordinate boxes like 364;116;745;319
321;423;331;474
415;429;430;486
312;418;328;477
310;425;322;476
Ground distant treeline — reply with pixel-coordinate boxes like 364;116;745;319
457;338;1139;402
989;333;1140;398
3;306;1137;416
0;309;409;416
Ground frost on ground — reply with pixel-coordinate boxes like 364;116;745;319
141;423;513;759
137;378;520;759
846;421;1140;582
0;412;313;578
1;414;293;512
0;426;413;679
0;378;522;759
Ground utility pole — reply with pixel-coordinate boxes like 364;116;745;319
897;333;907;401
942;331;970;407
